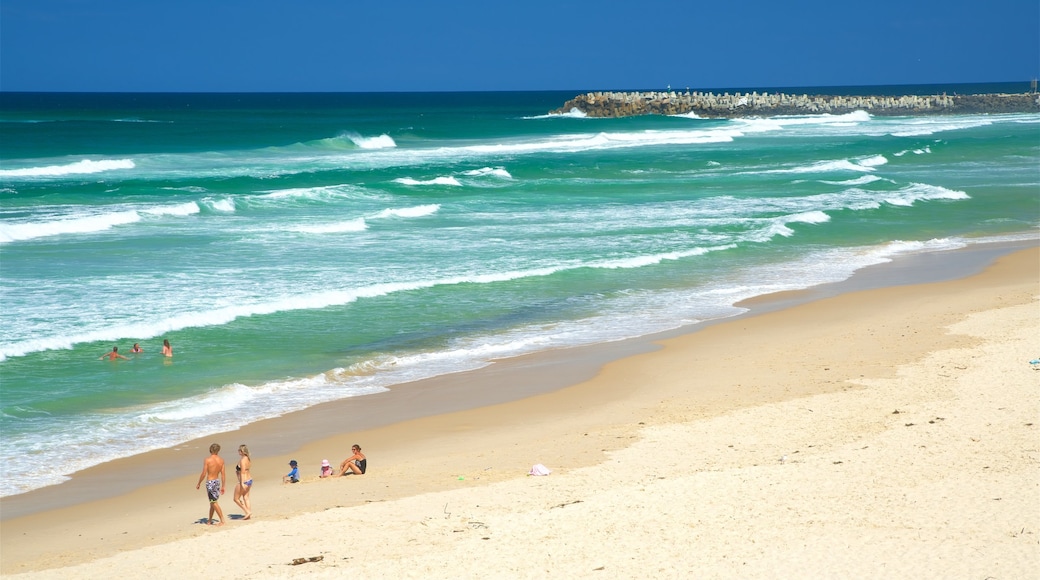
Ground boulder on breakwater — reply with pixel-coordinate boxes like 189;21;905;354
551;90;1040;118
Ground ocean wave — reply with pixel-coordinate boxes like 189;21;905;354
586;244;732;269
882;183;969;206
344;132;397;149
112;118;171;124
0;158;135;178
0;244;733;361
888;117;993;137
735;110;873;133
205;198;236;213
256;184;368;201
462;167;513;179
535;107;588;119
394;176;463;186
757;154;888;175
743;210;832;241
288;218;368;234
0;210;140;244
704;180;969;225
141;202;201;217
819;175;887;186
371;204;440;218
297;132;397;151
0;202;200;244
893;146;932;157
4;114;1031;187
857;154;888;168
162;186;209;193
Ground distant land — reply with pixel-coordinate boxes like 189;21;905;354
552;87;1040;118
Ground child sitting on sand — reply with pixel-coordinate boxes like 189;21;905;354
320;459;334;478
283;459;299;483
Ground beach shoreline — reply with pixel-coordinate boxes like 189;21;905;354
1;243;1037;576
1;239;1029;519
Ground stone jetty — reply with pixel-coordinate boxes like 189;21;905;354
551;90;1040;118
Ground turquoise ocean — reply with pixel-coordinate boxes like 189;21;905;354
1;85;1037;498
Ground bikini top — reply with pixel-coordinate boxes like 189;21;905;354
236;464;241;472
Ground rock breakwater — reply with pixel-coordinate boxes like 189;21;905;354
551;91;1040;118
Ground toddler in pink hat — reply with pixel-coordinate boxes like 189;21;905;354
320;459;334;478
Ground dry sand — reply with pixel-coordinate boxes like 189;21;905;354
2;247;1037;578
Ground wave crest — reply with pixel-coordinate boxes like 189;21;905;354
0;159;135;178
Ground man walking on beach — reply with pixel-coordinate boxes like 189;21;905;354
195;443;226;526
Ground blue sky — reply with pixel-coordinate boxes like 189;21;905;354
2;0;1038;92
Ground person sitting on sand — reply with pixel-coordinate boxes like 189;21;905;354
99;346;129;361
283;460;299;483
338;444;366;476
320;459;334;478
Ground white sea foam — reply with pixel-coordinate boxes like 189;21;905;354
889;117;993;137
588;245;731;270
371;204;440;219
882;183;969;206
735;111;872;134
0;210;141;243
0;201;202;244
820;175;886;186
289;218;368;234
345;133;397;149
758;154;888;175
894;146;932;157
206;198;236;213
162;186;209;193
857;154;888;168
255;184;367;202
140;202;200;217
538;107;587;119
394;176;463;186
462;167;513;179
0;158;135;178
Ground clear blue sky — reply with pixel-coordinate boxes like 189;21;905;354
2;0;1038;92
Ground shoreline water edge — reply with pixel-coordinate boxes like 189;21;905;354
0;243;1036;576
0;238;1034;520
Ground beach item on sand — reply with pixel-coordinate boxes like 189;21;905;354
529;464;551;476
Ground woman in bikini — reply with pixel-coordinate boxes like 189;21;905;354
338;444;367;476
234;444;253;520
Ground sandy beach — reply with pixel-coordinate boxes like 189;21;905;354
2;246;1037;578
